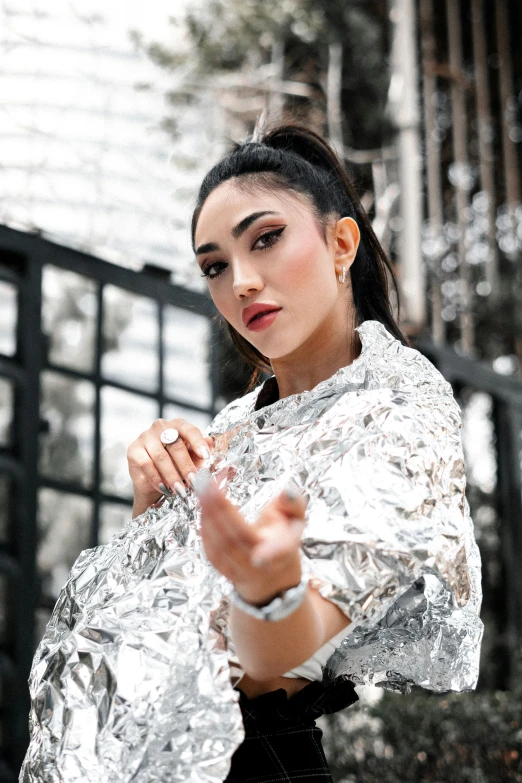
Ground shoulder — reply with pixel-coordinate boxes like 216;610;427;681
205;386;261;436
357;320;453;400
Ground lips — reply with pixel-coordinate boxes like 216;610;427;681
242;303;282;326
249;309;280;324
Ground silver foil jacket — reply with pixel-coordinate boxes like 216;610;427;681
20;320;484;782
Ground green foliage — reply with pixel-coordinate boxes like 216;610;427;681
322;656;522;783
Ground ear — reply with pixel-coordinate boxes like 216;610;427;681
334;217;360;270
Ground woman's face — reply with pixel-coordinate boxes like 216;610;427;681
193;178;359;361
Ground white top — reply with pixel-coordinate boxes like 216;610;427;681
281;623;353;681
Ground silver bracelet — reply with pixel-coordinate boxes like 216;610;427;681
229;563;310;622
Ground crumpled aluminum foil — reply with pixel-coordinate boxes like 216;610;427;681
20;320;483;782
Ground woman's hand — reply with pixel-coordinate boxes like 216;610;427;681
127;418;215;513
198;478;308;605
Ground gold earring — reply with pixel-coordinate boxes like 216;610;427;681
337;266;347;284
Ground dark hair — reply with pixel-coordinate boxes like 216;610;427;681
191;123;410;392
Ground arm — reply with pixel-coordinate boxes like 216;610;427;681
197;476;352;681
301;393;483;693
229;562;352;681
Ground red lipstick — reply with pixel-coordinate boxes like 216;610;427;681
242;303;282;327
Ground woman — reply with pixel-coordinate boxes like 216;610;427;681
21;125;483;783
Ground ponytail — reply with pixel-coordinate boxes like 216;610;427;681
192;123;410;392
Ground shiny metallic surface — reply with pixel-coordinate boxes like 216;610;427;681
20;320;483;781
160;427;180;445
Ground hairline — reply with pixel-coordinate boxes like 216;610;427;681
192;171;338;251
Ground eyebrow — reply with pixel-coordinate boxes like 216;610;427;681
195;210;281;257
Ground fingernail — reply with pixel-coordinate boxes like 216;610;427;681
158;482;172;497
187;472;197;489
174;481;187;499
282;484;301;502
191;469;216;497
198;445;211;460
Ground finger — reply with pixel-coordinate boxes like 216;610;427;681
154;418;213;461
142;435;188;497
277;485;308;519
253;485;308;536
146;433;198;492
198;479;259;548
199;508;253;582
128;444;170;495
251;519;305;568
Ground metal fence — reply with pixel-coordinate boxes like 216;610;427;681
415;333;522;690
0;225;221;779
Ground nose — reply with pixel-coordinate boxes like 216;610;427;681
231;259;264;299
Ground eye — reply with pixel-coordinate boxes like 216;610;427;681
200;261;226;280
199;226;286;281
253;226;286;250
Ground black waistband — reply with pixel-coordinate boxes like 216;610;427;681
237;675;358;731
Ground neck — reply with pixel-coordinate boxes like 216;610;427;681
269;305;361;401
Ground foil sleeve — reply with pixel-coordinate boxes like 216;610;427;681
301;389;483;693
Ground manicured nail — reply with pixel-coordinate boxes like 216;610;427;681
198;445;211;460
187;472;197;489
282;484;301;502
174;481;187;499
191;469;217;498
158;482;172;497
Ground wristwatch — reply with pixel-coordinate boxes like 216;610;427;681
229;561;311;622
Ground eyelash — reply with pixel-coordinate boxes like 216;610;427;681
200;226;286;280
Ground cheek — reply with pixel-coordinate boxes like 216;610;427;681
210;288;234;322
282;232;330;300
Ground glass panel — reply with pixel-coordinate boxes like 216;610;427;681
99;502;131;545
163;305;212;407
37;488;93;602
0;280;17;357
102;286;159;393
162;403;212;436
0;474;12;544
0;377;13;447
39;371;95;489
101;386;158;498
42;265;98;373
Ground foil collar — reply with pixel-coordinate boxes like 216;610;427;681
20;320;483;782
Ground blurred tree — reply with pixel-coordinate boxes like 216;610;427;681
322;652;522;782
131;0;393;152
131;0;396;400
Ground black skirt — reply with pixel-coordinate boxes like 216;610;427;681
224;676;359;783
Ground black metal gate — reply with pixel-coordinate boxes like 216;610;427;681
0;224;221;779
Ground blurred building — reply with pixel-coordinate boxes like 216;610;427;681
0;0;222;291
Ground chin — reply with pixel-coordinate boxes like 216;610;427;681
251;335;305;360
